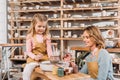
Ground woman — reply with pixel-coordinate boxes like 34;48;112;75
80;26;114;80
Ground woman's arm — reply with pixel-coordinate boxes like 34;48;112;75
79;54;90;74
79;63;88;74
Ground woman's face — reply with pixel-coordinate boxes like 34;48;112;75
82;31;95;48
35;21;47;35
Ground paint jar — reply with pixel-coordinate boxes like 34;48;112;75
57;67;64;77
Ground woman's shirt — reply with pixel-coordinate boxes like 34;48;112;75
80;49;114;80
25;34;52;59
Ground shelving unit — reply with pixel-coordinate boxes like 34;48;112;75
7;0;120;77
8;0;120;55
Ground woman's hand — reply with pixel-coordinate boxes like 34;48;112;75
34;54;43;61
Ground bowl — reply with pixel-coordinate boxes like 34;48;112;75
40;61;53;71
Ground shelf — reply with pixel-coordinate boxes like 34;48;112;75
91;0;118;3
106;48;120;53
9;0;60;4
49;28;61;30
8;26;119;31
62;38;82;40
62;26;119;30
71;46;90;51
71;47;120;53
20;0;60;3
62;16;118;21
113;73;120;76
8;28;29;31
51;38;61;40
8;0;120;57
9;18;61;22
9;37;26;40
10;58;26;61
9;9;61;13
0;43;25;47
64;0;91;3
9;6;119;13
8;16;118;22
62;27;84;30
112;61;120;64
62;6;119;11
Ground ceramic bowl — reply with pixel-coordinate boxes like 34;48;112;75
40;61;53;71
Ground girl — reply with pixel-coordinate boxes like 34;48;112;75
80;26;114;80
23;13;52;80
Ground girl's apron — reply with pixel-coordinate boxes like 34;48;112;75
27;36;48;63
23;36;49;80
87;49;100;79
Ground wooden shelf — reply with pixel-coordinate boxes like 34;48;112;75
113;73;120;76
91;0;118;3
62;38;82;40
62;6;119;11
9;9;61;13
71;47;120;53
0;43;25;47
62;16;118;21
112;61;120;64
71;46;90;51
8;28;29;31
9;0;60;3
10;58;26;61
8;16;118;22
9;6;119;13
107;48;120;53
9;37;26;40
9;18;61;22
8;0;120;52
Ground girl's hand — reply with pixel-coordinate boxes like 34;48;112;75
34;54;43;61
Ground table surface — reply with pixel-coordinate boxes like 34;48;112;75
35;67;91;80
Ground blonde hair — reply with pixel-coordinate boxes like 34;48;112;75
27;13;49;37
83;26;105;49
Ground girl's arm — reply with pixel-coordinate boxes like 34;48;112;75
25;35;36;59
46;35;52;58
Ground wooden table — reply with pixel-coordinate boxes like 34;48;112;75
34;67;91;80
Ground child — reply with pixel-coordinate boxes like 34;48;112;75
23;13;52;80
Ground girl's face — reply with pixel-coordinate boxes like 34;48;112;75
82;31;95;48
35;21;47;35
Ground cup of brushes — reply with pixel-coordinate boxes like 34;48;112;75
50;45;60;64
